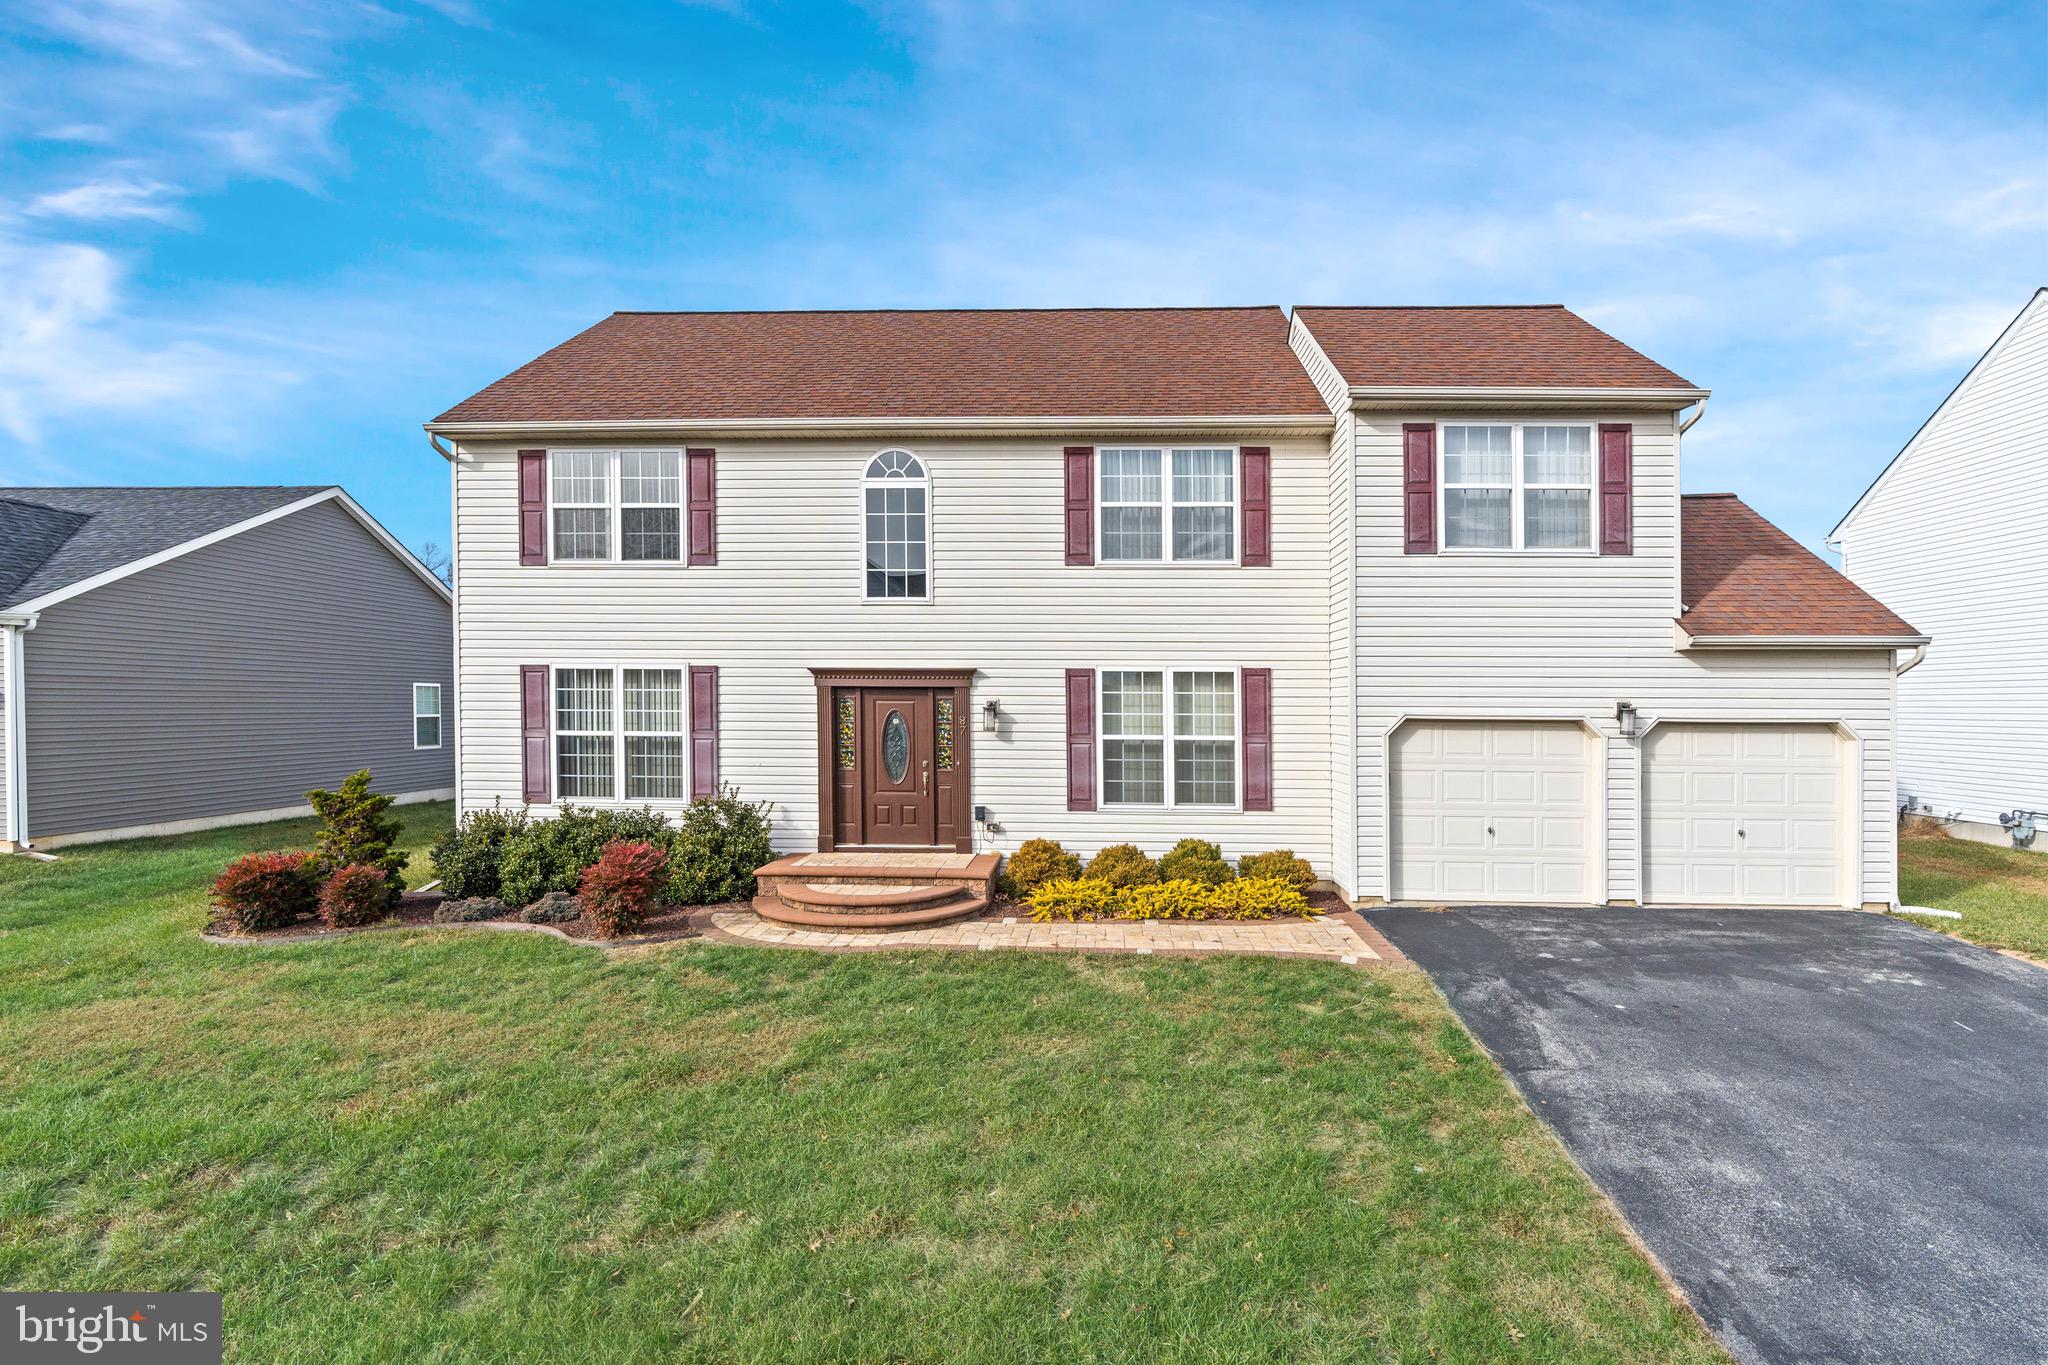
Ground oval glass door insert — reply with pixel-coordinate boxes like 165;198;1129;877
882;710;909;782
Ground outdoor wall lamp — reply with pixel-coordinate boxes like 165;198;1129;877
1615;700;1640;740
982;698;1001;733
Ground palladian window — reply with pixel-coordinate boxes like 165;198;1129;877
863;450;930;600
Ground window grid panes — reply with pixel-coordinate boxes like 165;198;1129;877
619;450;682;562
554;668;615;800
1441;424;1594;552
623;668;687;800
1101;668;1239;808
863;449;930;600
1099;447;1237;562
550;450;685;562
413;683;441;749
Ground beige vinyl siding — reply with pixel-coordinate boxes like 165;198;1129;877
1835;291;2047;828
1289;314;1360;893
453;436;1335;874
1352;409;1899;906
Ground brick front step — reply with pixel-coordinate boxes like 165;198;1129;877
750;851;1000;931
750;889;989;930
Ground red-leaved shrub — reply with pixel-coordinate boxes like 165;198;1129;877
320;863;391;929
211;851;319;933
577;839;669;938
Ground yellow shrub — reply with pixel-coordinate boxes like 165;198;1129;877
1116;879;1214;920
1204;877;1313;920
1029;877;1121;922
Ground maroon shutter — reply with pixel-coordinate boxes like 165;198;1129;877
1599;424;1633;556
1065;668;1096;811
1064;446;1094;565
518;450;547;565
520;665;550;802
689;665;719;797
687;447;717;565
1402;424;1436;554
1240;446;1271;566
1241;668;1273;811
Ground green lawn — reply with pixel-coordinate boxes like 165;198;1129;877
1896;825;2048;961
0;806;1720;1363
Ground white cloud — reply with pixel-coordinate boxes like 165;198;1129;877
26;176;188;225
204;96;347;189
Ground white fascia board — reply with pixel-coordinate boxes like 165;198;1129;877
1347;385;1710;411
6;487;452;614
1830;287;2048;543
422;413;1337;441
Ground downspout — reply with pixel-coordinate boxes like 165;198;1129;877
2;615;37;849
1678;394;1709;434
427;431;456;462
1895;644;1926;676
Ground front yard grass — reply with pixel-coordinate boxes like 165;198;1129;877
1897;825;2048;961
0;806;1720;1363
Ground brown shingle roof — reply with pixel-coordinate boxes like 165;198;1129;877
1295;305;1695;389
1681;495;1919;639
434;307;1327;424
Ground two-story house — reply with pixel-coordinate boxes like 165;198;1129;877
426;305;1920;910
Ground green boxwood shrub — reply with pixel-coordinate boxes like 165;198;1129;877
1157;837;1234;886
1082;843;1160;888
1236;849;1316;894
1003;838;1081;897
497;805;675;908
667;786;774;905
430;803;529;899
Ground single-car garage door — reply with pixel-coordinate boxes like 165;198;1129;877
1390;722;1594;903
1644;724;1846;906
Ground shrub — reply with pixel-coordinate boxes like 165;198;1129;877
430;803;529;899
1117;879;1215;920
1082;843;1160;889
667;786;774;905
1004;838;1081;897
319;864;391;929
498;805;675;907
306;769;407;900
520;892;581;925
1206;877;1313;920
435;896;510;924
1157;837;1234;886
210;851;319;933
579;840;670;938
1236;849;1316;894
1028;877;1122;922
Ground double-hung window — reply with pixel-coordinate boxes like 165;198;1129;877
412;683;442;749
1441;424;1594;552
551;450;684;562
1099;668;1238;807
1099;447;1237;562
553;666;688;802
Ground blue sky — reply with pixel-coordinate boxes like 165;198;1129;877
1;0;2042;559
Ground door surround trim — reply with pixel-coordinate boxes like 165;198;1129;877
811;668;977;853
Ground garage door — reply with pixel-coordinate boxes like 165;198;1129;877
1390;722;1593;903
1644;724;1845;906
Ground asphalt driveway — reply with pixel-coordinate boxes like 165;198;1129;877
1374;906;2048;1365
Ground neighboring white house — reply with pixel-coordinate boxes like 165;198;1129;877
427;305;1922;909
1832;288;2047;850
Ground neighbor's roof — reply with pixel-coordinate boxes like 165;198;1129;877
431;307;1330;425
1680;495;1919;639
0;486;332;610
1295;305;1696;390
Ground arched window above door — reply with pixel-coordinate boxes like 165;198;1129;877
863;449;930;600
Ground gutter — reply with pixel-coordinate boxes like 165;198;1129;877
1346;384;1710;412
1675;628;1932;650
422;413;1338;441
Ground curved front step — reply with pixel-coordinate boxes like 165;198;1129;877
776;881;962;910
751;891;988;930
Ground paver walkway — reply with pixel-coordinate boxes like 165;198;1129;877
706;908;1397;964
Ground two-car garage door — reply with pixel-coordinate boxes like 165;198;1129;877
1389;720;1849;907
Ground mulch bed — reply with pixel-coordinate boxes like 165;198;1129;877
207;891;445;940
205;891;739;949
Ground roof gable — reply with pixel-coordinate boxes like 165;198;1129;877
1682;494;1918;639
431;307;1328;426
1292;305;1694;390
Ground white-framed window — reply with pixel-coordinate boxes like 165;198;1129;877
863;449;930;600
552;666;689;803
550;450;684;563
412;683;442;750
1440;423;1595;552
1098;446;1238;563
1099;667;1239;808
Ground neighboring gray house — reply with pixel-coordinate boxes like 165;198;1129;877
0;486;453;850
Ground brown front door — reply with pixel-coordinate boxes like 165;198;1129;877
862;690;936;846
